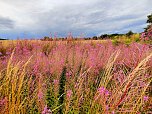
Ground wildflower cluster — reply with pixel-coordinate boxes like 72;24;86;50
141;25;152;41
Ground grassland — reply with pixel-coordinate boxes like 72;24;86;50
0;39;152;114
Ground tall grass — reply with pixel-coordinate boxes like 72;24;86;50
0;40;151;113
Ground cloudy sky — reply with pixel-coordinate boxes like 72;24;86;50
0;0;152;39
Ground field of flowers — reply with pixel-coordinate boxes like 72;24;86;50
0;40;152;114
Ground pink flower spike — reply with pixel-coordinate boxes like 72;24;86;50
112;111;115;114
38;90;43;100
106;105;109;110
143;96;148;101
98;87;105;94
145;37;149;40
42;105;52;114
48;109;52;113
105;90;110;96
42;105;48;114
53;79;59;85
67;90;72;98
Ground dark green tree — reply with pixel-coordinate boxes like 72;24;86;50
145;13;152;32
99;34;108;39
147;13;152;24
142;13;152;41
126;30;134;37
92;36;98;40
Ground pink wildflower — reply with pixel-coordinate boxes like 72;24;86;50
143;96;148;101
38;90;43;100
145;37;149;40
53;79;59;85
66;72;72;78
106;105;109;111
105;90;110;96
98;86;105;94
0;97;7;105
112;111;115;114
67;90;72;99
6;52;11;55
42;105;52;114
141;33;145;39
0;52;2;56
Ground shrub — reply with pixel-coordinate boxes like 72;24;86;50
112;39;121;45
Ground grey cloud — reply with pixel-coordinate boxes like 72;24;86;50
0;16;15;29
30;3;107;33
33;0;151;36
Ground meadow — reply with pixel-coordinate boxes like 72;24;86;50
0;39;152;114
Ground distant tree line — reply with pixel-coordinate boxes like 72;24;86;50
87;31;134;40
41;36;75;41
41;31;135;41
0;38;8;40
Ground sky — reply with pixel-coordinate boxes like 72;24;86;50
0;0;152;39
